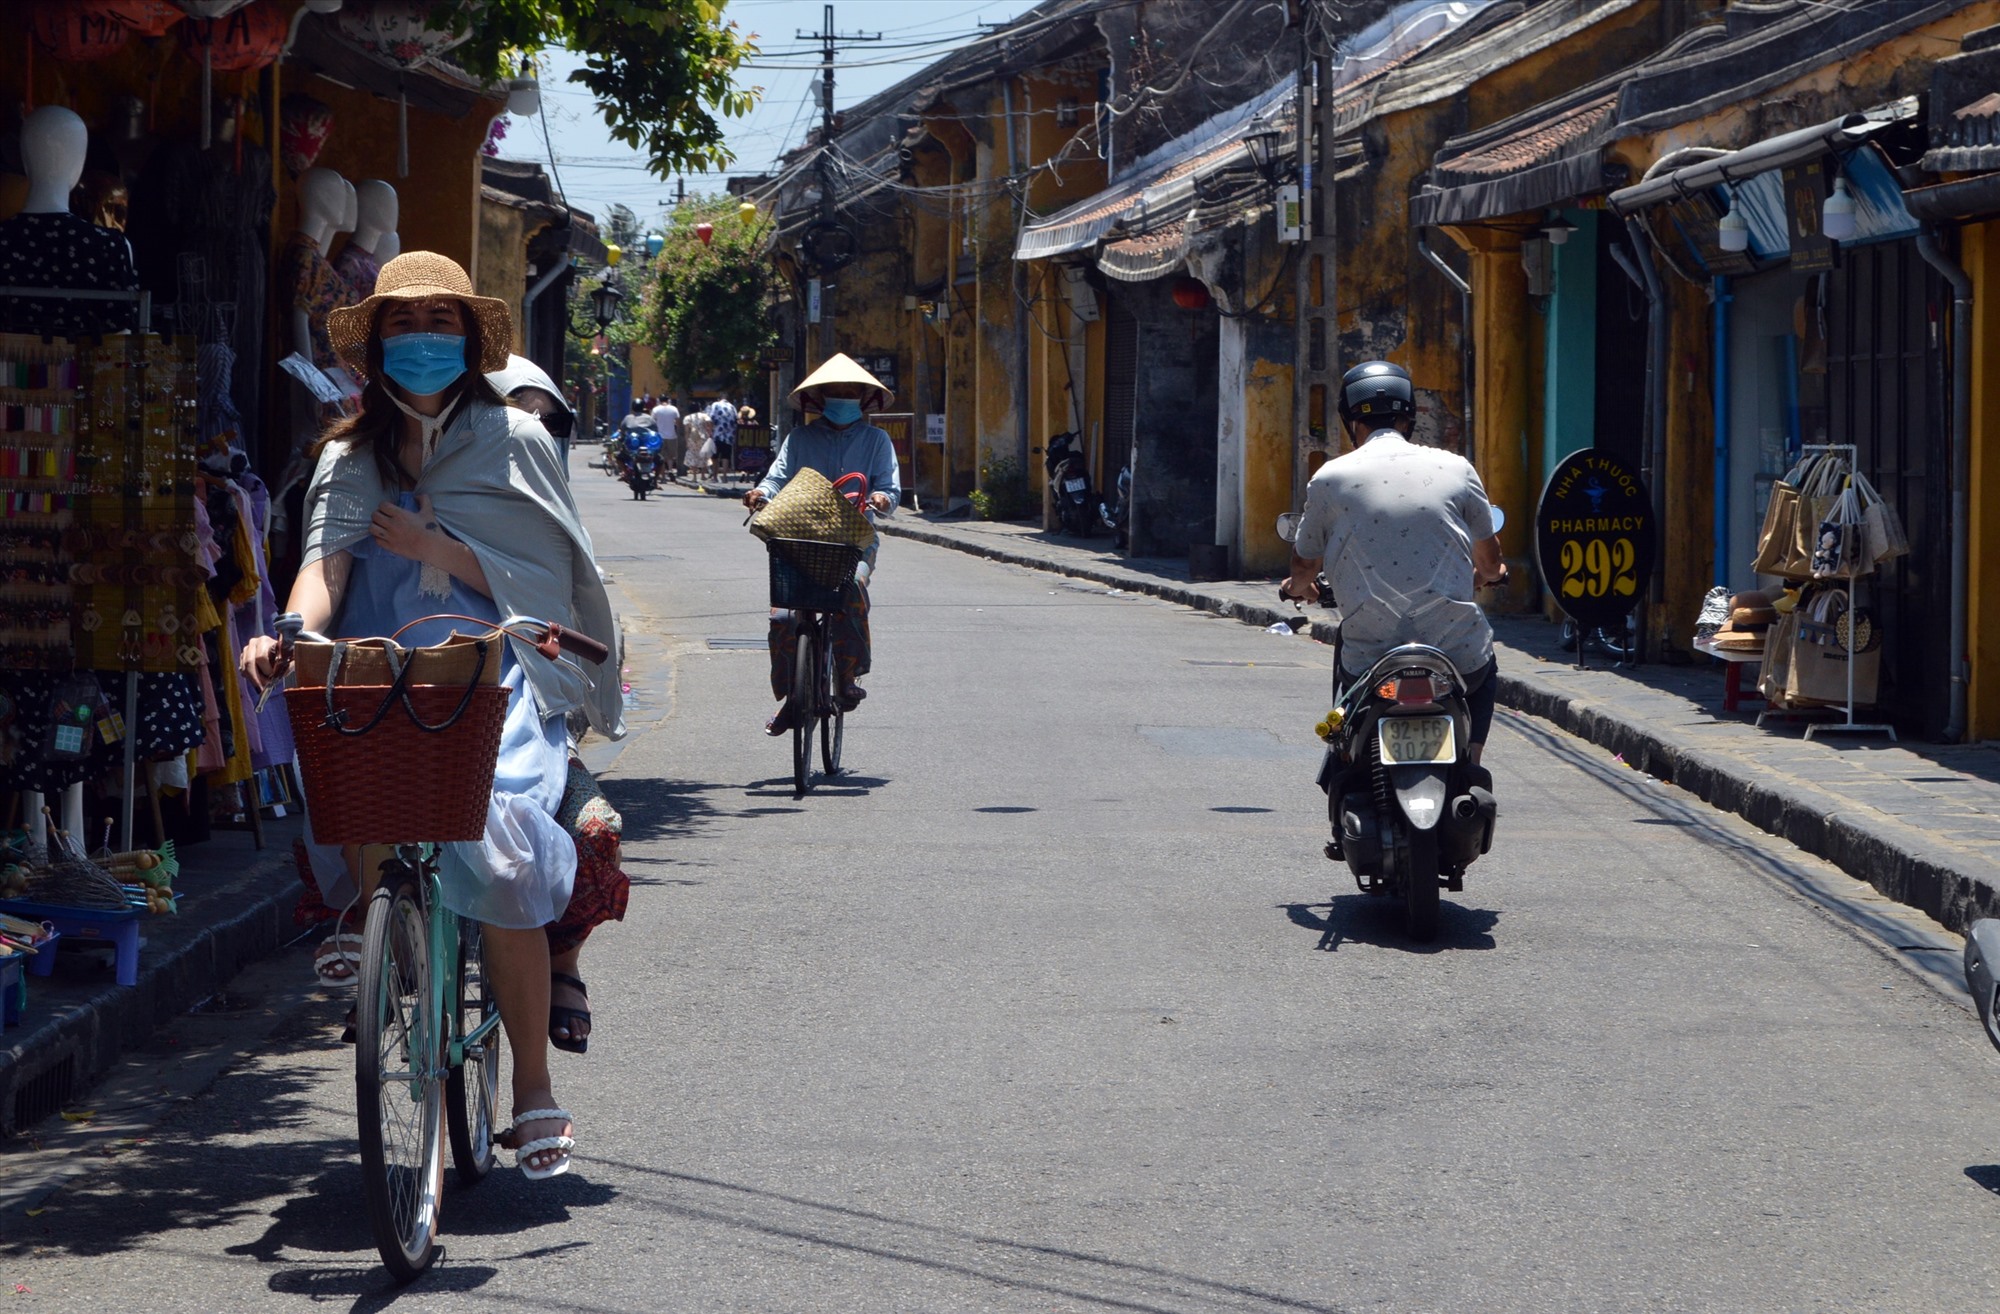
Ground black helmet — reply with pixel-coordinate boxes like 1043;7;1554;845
1336;360;1414;426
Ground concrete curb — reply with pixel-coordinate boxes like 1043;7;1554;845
0;825;302;1136
880;518;2000;936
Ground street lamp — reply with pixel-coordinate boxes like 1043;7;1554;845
1541;212;1578;247
1717;194;1750;253
1241;116;1284;182
589;275;624;330
1822;175;1857;242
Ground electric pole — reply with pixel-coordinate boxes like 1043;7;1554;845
797;3;880;358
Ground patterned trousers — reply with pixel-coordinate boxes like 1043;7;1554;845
769;568;872;699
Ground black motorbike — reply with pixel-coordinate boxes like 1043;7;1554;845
1278;514;1498;941
1099;461;1131;548
1041;430;1097;537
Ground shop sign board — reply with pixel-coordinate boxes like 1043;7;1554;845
924;414;945;444
1782;158;1836;272
853;352;897;394
1535;448;1655;630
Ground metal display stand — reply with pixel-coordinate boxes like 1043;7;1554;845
1764;443;1896;742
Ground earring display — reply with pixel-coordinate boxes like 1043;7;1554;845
0;333;201;674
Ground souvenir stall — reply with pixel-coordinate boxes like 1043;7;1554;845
1696;445;1910;739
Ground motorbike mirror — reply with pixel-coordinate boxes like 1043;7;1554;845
1276;512;1301;544
1490;505;1506;535
1966;920;2000;1053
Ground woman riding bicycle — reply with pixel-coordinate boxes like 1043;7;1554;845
742;354;900;735
240;252;624;1180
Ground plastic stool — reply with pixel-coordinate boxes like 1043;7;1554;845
0;901;139;987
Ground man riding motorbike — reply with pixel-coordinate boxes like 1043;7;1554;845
1285;360;1509;770
742;354;900;736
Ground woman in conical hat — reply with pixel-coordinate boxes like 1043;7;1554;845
743;353;902;734
240;252;625;1180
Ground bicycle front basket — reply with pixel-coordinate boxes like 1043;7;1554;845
285;637;509;844
768;538;862;612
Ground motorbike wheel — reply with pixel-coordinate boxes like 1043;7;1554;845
1402;827;1441;942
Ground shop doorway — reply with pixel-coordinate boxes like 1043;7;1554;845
1102;293;1138;488
1826;240;1950;738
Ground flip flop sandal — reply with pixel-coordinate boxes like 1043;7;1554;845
505;1108;574;1180
549;971;591;1054
313;933;364;987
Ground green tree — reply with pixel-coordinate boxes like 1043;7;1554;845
427;1;759;175
639;198;776;394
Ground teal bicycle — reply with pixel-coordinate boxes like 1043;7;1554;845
274;611;608;1280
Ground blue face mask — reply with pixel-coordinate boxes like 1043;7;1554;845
380;333;468;397
821;397;863;426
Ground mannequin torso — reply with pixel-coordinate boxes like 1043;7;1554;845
0;107;138;337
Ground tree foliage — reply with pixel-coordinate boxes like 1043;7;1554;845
638;198;776;394
427;1;759;175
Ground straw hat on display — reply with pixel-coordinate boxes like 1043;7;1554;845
790;352;893;411
326;251;513;377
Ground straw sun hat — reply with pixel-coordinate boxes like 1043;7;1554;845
326;251;513;377
790;352;893;410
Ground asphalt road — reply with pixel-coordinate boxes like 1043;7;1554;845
8;463;2000;1311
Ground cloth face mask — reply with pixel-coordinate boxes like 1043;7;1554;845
380;332;468;396
821;397;863;426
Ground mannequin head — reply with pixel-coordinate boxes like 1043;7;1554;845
351;180;398;252
295;166;349;245
21;106;87;216
338;178;358;234
374;230;402;263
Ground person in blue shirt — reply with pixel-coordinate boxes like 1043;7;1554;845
743;354;900;735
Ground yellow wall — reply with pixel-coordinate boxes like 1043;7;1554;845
1242;355;1295;575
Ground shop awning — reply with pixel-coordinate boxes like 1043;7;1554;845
1097;222;1189;283
1410;91;1618;226
1606;102;1916;216
1014;75;1294;263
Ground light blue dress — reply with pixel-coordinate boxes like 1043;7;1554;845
303;492;576;929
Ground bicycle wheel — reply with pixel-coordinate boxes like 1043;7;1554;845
819;618;844;777
445;918;501;1186
791;618;815;798
355;862;444;1281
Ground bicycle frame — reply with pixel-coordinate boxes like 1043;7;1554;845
375;844;503;1094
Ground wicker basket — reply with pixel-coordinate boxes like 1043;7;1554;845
286;650;510;845
768;538;863;612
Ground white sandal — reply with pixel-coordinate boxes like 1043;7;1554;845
312;933;364;986
507;1108;574;1180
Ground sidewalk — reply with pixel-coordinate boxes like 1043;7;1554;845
876;511;2000;936
0;815;304;1137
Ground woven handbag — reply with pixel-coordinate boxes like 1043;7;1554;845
286;634;508;845
748;466;876;553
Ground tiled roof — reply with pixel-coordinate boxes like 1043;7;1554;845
1435;92;1617;180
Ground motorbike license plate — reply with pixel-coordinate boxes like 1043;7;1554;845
1377;716;1456;765
1065;477;1087;492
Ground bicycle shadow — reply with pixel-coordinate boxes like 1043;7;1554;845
743;773;890;800
1281;895;1500;952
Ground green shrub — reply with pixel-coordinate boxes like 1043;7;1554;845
969;455;1035;521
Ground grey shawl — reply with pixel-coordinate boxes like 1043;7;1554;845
301;398;625;739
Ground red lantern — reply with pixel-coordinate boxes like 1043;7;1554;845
180;0;283;71
1171;276;1211;310
32;1;133;61
695;222;715;247
101;1;186;36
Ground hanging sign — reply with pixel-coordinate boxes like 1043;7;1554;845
1535;448;1655;630
1782;158;1836;273
924;414;945;445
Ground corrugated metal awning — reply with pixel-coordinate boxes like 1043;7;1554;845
1015;75;1295;263
1607;100;1916;216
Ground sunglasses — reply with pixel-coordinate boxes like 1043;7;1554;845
535;411;575;440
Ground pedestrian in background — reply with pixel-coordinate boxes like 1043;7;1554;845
650;394;681;479
684;403;714;481
707;394;738;478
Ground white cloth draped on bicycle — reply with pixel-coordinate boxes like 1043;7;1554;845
300;398;624;740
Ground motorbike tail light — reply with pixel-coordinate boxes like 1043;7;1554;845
1377;675;1435;705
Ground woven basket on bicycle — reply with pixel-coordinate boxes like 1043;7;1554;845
768;538;864;613
286;633;509;845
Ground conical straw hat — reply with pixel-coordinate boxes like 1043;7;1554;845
790;352;893;409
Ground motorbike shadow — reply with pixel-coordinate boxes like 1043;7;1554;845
1282;896;1499;953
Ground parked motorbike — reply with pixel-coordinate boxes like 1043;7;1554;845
1041;430;1097;537
620;429;662;500
1964;922;2000;1052
1099;461;1131;548
1277;512;1498;941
